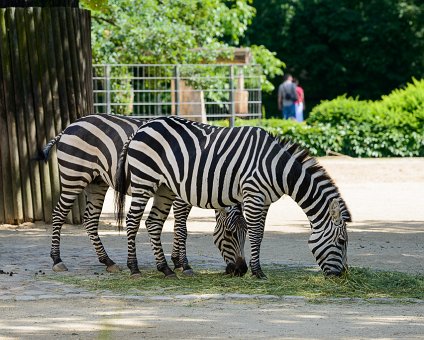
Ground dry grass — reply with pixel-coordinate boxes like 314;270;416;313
46;266;424;301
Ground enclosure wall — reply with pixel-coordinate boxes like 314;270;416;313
0;6;92;224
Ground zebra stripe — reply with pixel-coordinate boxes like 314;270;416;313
37;114;247;276
115;116;351;278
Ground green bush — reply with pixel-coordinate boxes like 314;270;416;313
213;79;424;157
308;78;424;131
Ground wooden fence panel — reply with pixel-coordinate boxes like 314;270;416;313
25;7;50;221
11;7;34;221
0;9;24;224
0;5;91;224
17;8;43;221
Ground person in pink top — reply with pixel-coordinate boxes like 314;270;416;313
293;78;305;122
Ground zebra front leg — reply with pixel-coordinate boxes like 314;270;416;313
126;193;149;278
145;187;177;278
243;198;269;279
172;198;193;275
83;181;120;273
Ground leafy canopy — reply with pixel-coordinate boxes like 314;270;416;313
83;0;255;64
81;0;284;93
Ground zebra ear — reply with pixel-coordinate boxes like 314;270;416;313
329;198;342;225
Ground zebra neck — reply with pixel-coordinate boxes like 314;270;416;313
277;151;335;227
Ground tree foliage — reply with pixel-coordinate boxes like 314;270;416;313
84;0;256;64
81;0;285;93
244;0;424;114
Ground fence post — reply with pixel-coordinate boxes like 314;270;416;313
229;65;235;128
174;64;180;116
105;64;111;114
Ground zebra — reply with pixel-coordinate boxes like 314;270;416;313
36;114;247;277
115;116;351;279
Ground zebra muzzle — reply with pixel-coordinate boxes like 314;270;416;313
324;268;345;277
234;257;248;277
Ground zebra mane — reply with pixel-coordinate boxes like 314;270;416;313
276;136;352;222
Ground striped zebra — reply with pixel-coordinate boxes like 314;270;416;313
115;116;351;279
37;114;247;277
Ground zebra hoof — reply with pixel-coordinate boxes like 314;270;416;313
106;264;121;273
130;272;142;279
52;262;68;272
252;270;267;280
182;269;194;276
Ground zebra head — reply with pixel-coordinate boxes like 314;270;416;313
308;198;350;277
213;204;248;276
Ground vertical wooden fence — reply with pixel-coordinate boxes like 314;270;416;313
0;4;92;224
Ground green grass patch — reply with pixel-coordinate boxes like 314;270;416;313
46;266;424;301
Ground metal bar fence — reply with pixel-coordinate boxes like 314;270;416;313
93;64;262;126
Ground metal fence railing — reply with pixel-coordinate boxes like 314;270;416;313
93;64;262;125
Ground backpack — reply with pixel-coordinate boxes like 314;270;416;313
283;82;296;101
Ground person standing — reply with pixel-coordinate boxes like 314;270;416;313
278;74;298;120
293;78;305;122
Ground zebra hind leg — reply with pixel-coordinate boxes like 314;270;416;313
83;180;120;273
145;186;177;278
50;189;83;272
125;193;148;279
172;199;194;276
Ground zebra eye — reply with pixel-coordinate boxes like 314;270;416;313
338;237;346;246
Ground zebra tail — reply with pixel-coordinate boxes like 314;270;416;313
32;132;64;162
114;131;136;229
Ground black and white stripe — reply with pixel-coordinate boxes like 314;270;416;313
115;116;351;278
37;114;247;276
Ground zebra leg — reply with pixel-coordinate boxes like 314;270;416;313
172;198;193;275
243;198;269;279
126;192;150;278
145;186;177;278
50;186;86;272
83;180;120;273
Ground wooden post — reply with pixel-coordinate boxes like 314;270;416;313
0;2;91;224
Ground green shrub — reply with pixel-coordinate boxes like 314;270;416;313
212;79;424;157
308;78;424;131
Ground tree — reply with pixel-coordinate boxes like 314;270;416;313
81;0;285;94
244;0;424;115
83;0;255;64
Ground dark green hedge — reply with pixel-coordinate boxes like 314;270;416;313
215;79;424;157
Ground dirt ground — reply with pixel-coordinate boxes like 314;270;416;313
1;157;424;339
